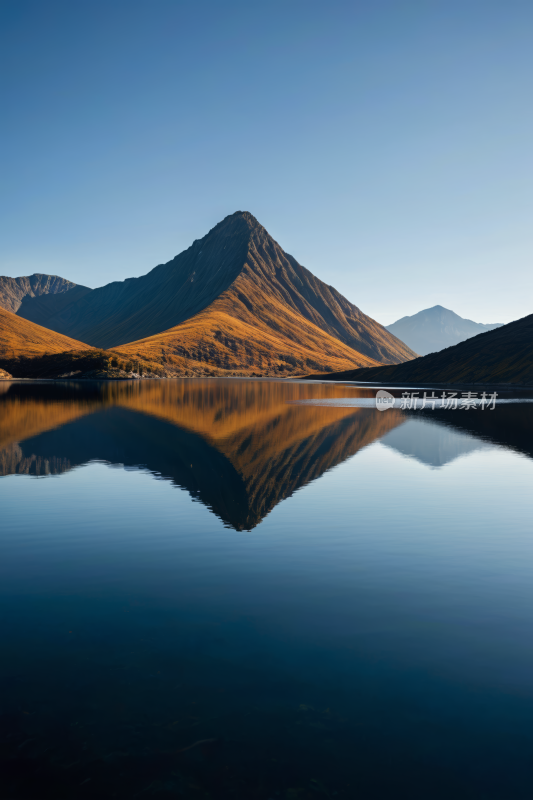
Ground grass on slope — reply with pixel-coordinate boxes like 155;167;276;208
115;304;382;378
0;306;170;378
0;307;89;360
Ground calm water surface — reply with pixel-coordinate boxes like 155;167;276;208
1;378;533;799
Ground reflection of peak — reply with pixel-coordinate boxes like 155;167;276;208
380;417;490;468
420;405;533;461
0;381;404;530
223;407;404;528
10;406;404;530
3;381;533;526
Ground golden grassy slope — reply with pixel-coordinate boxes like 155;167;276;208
0;306;90;361
114;307;382;377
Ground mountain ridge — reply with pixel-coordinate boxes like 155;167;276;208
0;273;92;327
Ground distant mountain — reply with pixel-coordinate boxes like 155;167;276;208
0;306;89;361
386;305;503;356
309;313;533;385
0;273;92;327
41;212;416;376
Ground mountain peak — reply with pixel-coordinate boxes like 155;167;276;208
9;214;416;375
228;210;261;225
0;273;92;325
204;210;266;241
387;305;504;355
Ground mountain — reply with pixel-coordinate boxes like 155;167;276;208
0;306;90;361
0;273;92;327
40;212;416;376
308;313;533;385
386;305;503;355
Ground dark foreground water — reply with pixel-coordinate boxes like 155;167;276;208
1;379;533;799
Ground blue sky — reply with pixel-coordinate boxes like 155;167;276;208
1;0;531;324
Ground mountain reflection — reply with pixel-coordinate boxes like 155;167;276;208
0;380;405;529
421;405;533;461
380;417;491;467
2;380;532;529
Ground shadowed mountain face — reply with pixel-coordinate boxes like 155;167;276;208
387;305;503;356
0;380;405;529
311;313;533;385
41;212;415;376
0;273;92;326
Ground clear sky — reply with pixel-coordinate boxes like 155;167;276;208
1;0;531;325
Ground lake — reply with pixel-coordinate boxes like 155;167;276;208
1;378;533;799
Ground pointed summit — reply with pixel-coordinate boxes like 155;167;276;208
33;212;416;376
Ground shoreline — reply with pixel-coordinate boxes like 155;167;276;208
2;375;533;392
